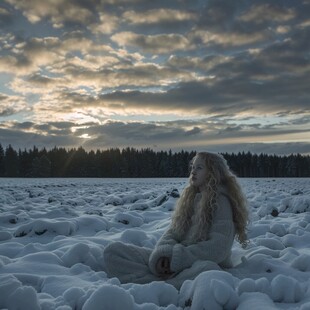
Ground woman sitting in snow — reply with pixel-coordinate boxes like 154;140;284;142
104;152;249;289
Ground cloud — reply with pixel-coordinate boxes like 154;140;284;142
0;93;30;116
5;0;94;26
0;6;14;27
95;72;310;115
254;28;310;74
111;32;193;53
191;0;302;50
0;32;117;76
189;29;267;47
0;120;82;149
0;36;63;75
0;119;309;155
238;3;296;24
1;0;309;155
4;21;309;120
88;13;119;34
10;60;194;98
123;9;197;25
20;54;307;119
61;62;192;88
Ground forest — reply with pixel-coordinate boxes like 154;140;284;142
0;144;309;178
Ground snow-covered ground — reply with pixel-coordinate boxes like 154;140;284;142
0;177;310;310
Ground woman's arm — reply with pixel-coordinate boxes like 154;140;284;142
170;219;235;273
148;227;178;275
170;195;235;273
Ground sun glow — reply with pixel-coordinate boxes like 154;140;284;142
79;133;91;139
62;111;100;124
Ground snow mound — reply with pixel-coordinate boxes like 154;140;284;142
291;254;310;271
280;196;310;214
1;178;310;309
14;219;77;237
271;274;304;303
120;229;155;247
104;195;124;206
128;282;178;307
0;231;12;241
179;270;238;310
238;277;271;297
238;292;277;310
0;274;40;310
82;284;135;310
61;243;105;270
114;212;144;227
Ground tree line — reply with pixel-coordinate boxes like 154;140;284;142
0;144;309;178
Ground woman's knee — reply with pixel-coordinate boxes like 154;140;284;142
105;241;123;252
104;241;124;260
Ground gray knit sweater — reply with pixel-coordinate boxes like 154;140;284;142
148;190;235;275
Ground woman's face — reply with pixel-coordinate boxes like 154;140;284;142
190;155;207;191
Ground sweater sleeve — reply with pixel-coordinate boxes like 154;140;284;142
148;227;178;275
170;194;235;273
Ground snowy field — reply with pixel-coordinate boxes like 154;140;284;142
0;177;310;310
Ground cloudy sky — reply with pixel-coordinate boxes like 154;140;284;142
0;0;309;155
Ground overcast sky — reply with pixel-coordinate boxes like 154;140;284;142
0;0;309;155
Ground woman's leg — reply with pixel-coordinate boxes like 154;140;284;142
104;241;160;284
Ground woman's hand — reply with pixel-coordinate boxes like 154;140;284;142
156;257;173;279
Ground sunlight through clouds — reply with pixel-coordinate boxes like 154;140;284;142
0;0;309;154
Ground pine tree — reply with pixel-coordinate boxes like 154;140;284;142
4;145;19;177
0;144;5;176
31;155;51;177
0;144;309;178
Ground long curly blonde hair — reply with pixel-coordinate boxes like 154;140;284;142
170;152;249;247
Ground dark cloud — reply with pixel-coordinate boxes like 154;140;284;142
0;125;80;150
0;94;14;117
111;32;192;54
237;1;297;25
0;120;309;155
1;118;309;155
5;0;94;27
78;120;199;142
13;122;34;129
257;27;310;71
178;0;307;56
197;0;240;30
27;74;57;85
0;5;14;28
96;71;310;114
0;93;29;116
0;108;15;117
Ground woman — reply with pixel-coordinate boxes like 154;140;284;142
104;152;248;289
